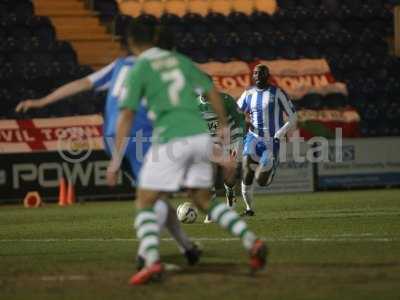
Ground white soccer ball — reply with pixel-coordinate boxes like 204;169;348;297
176;202;198;224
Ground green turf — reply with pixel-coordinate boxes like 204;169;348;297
1;189;400;300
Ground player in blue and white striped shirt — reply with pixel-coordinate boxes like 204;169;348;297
237;64;297;216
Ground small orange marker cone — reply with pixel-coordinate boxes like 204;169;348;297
58;177;68;206
24;191;42;208
66;181;76;205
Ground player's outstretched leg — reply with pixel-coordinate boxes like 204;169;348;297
203;186;217;223
223;161;240;208
164;201;202;265
241;156;255;216
136;199;201;270
255;150;276;187
224;182;236;208
130;190;164;286
191;189;267;273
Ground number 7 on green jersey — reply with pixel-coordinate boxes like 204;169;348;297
161;69;185;106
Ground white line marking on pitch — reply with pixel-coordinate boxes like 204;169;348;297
0;236;398;243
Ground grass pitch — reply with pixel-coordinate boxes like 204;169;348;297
1;189;400;300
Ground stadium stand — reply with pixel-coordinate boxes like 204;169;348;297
0;0;399;137
0;0;109;119
111;0;399;137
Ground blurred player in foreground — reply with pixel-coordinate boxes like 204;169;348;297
15;29;201;269
237;64;297;216
107;19;267;285
198;91;245;223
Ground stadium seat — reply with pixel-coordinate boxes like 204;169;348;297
142;0;165;18
137;13;159;25
247;31;264;48
0;88;18;118
10;26;32;44
205;11;227;24
302;93;323;110
165;0;188;16
277;0;296;9
249;10;271;23
191;48;209;63
51;41;78;65
94;0;120;15
210;0;232;15
254;45;277;60
33;26;56;45
13;0;34;19
0;62;17;81
0;2;7;17
202;32;217;50
212;46;233;62
280;44;298;59
324;93;348;108
177;32;197;54
160;12;183;31
119;0;143;17
232;0;253;15
188;0;209;16
235;47;254;62
2;37;18;52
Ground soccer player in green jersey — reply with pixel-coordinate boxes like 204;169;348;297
198;91;245;221
106;20;267;285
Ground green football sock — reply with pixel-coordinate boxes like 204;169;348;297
208;202;256;250
134;208;160;266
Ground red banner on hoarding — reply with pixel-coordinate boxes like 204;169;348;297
0;115;104;153
198;59;348;99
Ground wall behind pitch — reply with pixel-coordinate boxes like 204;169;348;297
0;151;134;204
317;137;400;189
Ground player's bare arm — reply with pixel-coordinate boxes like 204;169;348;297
106;108;135;186
15;78;93;113
274;91;298;140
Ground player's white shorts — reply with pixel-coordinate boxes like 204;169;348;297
139;133;214;191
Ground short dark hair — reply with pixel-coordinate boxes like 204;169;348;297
128;18;157;45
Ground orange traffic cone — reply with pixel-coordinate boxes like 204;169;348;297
24;191;42;208
66;181;76;205
58;177;68;206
